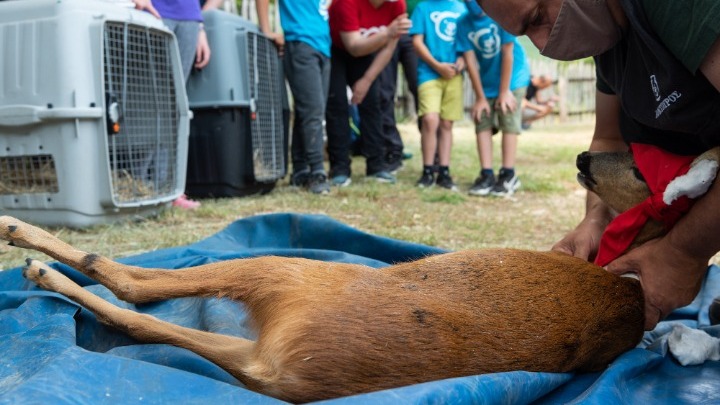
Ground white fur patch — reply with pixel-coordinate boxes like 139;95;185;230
664;160;719;205
667;323;720;366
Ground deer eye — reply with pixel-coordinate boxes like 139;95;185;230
632;167;645;182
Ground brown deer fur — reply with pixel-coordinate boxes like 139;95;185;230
2;148;717;403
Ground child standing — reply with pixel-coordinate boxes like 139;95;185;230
410;0;466;190
256;0;332;194
456;0;530;197
325;0;410;186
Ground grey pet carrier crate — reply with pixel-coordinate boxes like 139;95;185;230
185;10;288;197
0;0;190;227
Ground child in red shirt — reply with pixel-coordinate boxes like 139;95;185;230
325;0;410;186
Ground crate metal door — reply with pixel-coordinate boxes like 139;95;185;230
103;21;181;205
246;32;285;182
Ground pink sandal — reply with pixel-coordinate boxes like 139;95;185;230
172;194;201;210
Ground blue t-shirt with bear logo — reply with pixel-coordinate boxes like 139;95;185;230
410;0;467;85
455;9;530;98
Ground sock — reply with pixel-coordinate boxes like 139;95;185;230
500;167;515;177
481;168;494;177
438;166;450;177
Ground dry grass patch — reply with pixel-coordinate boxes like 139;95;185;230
0;119;628;270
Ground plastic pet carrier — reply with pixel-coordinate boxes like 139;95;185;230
0;0;190;227
186;10;288;198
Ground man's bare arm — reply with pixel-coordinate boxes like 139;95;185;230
699;35;720;92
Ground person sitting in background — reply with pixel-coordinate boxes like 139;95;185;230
521;75;558;129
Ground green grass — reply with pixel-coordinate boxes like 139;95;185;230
0;120;597;270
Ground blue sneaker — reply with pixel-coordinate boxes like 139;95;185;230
331;174;352;187
369;171;396;184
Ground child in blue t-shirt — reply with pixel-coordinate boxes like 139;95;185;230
256;0;333;194
410;0;467;191
456;0;530;197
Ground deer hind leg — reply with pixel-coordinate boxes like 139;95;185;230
21;259;265;389
0;216;303;305
664;146;720;204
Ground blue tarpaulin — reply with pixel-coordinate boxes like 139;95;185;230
1;213;718;404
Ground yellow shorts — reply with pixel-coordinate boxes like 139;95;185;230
417;75;464;121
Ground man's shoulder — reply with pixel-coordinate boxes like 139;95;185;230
638;0;720;73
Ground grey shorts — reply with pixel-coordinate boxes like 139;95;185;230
475;87;527;134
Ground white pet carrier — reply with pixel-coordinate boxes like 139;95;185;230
0;0;190;227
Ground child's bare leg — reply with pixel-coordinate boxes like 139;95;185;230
420;112;440;165
476;129;494;170
437;119;453;166
501;132;518;168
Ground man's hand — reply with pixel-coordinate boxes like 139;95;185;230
194;29;211;69
605;237;708;330
351;77;371;105
471;98;490;123
132;0;161;18
552;214;609;261
495;89;517;114
386;13;412;39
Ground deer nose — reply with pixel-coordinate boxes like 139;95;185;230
576;152;591;173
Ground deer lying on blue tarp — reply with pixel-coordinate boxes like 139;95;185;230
2;146;718;403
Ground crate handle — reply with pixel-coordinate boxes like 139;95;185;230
0;105;103;128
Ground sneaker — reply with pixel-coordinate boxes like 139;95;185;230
172;194;201;210
490;169;521;197
331;174;352;187
307;172;330;195
468;172;496;196
290;170;311;187
416;172;434;188
386;152;404;174
402;151;413;160
388;160;403;175
435;174;458;191
369;171;396;184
